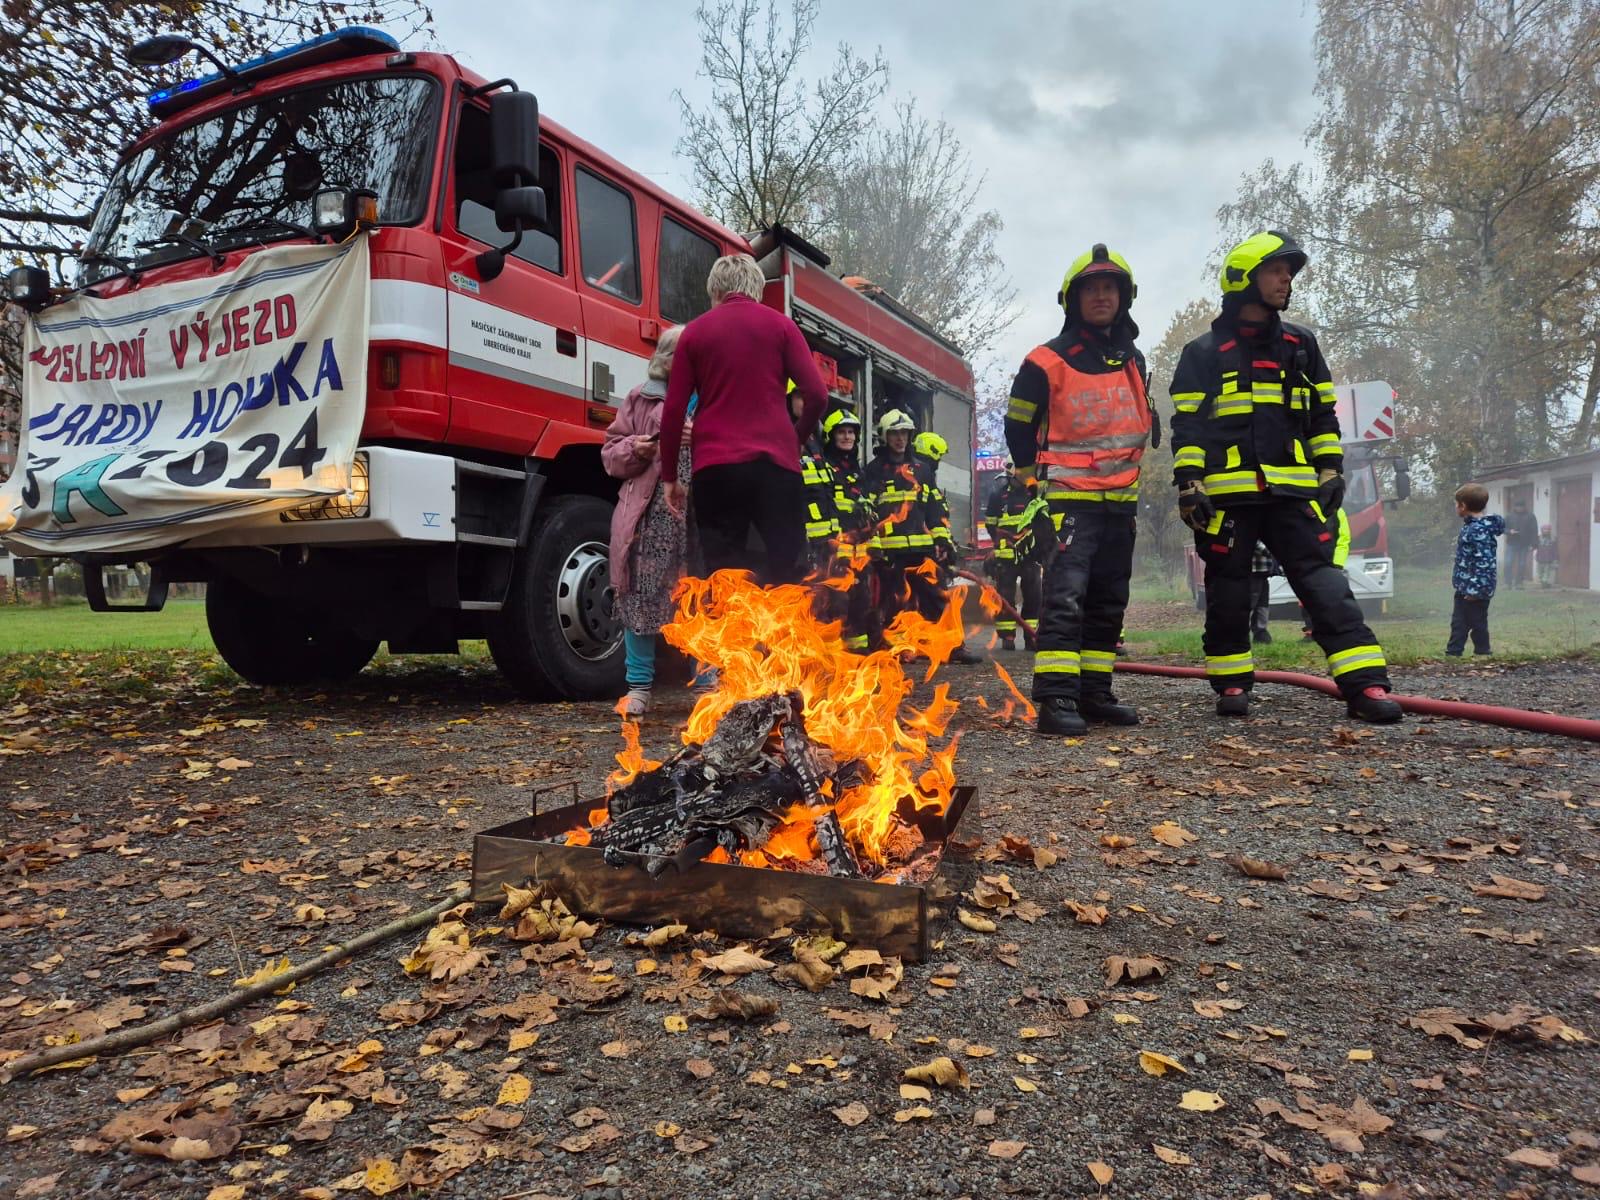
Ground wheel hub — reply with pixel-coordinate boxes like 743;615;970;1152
555;540;619;660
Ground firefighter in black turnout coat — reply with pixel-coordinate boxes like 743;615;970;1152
1168;231;1401;723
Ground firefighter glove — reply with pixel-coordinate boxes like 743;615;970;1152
1178;481;1215;532
1316;468;1345;514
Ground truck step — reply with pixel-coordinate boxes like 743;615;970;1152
459;600;505;612
457;532;518;548
457;460;528;482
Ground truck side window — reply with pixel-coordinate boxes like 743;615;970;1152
575;168;640;304
454;105;561;274
659;217;719;324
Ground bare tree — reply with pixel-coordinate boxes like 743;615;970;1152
0;0;432;469
825;100;1017;357
675;0;888;236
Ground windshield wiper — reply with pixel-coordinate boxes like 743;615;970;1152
136;232;225;269
79;250;143;285
213;216;320;247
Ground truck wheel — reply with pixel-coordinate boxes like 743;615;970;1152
206;577;378;685
487;495;625;701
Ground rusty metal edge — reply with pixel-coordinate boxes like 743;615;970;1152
472;786;978;964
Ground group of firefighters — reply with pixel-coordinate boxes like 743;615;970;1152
796;230;1404;734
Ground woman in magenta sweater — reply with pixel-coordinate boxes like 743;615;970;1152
660;253;826;585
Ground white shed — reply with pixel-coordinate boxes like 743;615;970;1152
1477;448;1600;590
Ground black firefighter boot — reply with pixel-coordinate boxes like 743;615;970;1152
1037;698;1088;737
1078;687;1139;725
1346;685;1404;724
948;643;985;665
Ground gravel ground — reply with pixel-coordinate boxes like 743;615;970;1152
1;653;1597;1199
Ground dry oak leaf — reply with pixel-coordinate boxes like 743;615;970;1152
849;957;904;1002
1105;954;1168;987
900;1084;932;1101
1152;1143;1194;1166
1179;1089;1225;1112
988;1140;1027;1159
559;1123;623;1153
1151;821;1197;848
793;933;846;962
1504;1147;1561;1169
894;1106;935;1122
1226;853;1289;880
400;922;486;982
698;945;775;977
1138;1050;1189;1077
971;874;1021;910
640;923;689;948
698;990;779;1021
512;898;599;944
498;881;542;921
1473;874;1546;901
234;956;296;994
957;908;997;933
496;1074;531;1106
774;946;835;992
904;1056;971;1090
832;1101;870;1127
1066;899;1108;926
362;1158;405;1196
1087;1161;1114;1186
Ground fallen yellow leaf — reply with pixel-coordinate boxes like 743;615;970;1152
663;1015;688;1033
1347;1048;1374;1061
1178;1089;1225;1112
1013;1076;1039;1093
1138;1050;1189;1077
496;1074;531;1106
362;1157;404;1196
1087;1161;1114;1186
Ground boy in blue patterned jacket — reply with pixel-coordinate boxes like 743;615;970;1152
1447;483;1504;656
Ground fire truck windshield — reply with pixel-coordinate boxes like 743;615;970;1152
81;75;439;284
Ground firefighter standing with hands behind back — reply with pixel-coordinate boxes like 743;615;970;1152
1006;245;1155;736
1168;231;1401;722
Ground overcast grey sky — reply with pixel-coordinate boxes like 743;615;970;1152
434;0;1318;408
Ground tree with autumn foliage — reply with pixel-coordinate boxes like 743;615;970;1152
0;0;433;471
1218;0;1600;483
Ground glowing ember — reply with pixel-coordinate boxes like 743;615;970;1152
571;569;967;875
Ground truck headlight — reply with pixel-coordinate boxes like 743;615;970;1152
280;453;369;521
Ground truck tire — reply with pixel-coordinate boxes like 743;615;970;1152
206;577;379;686
487;494;625;701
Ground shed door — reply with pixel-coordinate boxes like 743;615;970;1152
1555;474;1592;588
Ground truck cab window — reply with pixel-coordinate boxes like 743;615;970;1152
659;217;719;323
575;168;640;303
454;104;561;274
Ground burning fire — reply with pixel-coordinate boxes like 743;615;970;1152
583;568;966;874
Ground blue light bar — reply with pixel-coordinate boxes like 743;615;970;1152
146;26;401;116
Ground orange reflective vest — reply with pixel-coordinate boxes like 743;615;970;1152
1029;344;1150;494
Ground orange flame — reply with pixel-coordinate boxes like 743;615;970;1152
608;709;663;794
657;569;964;866
992;660;1038;723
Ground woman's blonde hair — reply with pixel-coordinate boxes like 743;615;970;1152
706;253;766;304
646;324;682;381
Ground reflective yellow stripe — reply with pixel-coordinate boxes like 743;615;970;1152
1047;488;1140;502
1173;446;1205;470
1213;398;1252;417
1328;645;1386;676
1225;445;1242;469
1204;469;1262;496
1204;507;1225;534
1205;652;1254;675
806;521;837;538
1315;380;1335;395
992;547;1015;560
1307;433;1340;454
1172;391;1205;413
1007;397;1037;421
1034;650;1080;675
1261;464;1317;488
844;635;869;651
1081;649;1116;673
995;620;1017;632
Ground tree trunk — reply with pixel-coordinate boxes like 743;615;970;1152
1567;341;1600;452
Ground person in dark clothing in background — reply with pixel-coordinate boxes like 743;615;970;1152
661;253;826;584
1447;482;1504;656
1502;498;1537;590
1249;542;1278;644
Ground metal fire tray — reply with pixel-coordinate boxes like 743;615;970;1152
472;785;979;963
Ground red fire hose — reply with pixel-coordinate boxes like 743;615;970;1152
954;568;1600;743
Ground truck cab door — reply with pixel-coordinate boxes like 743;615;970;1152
572;166;652;407
439;99;584;456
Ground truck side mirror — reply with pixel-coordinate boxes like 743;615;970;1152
495;185;546;233
476;90;546;282
489;91;539;188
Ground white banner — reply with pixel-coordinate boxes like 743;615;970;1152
0;239;369;554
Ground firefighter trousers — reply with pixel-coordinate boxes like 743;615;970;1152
992;555;1042;644
877;552;946;636
1031;505;1135;702
812;545;878;652
1196;500;1389;696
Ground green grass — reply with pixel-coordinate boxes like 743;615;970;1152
1126;563;1600;667
0;597;214;653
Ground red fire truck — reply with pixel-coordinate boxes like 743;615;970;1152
1;27;976;698
1186;380;1411;616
